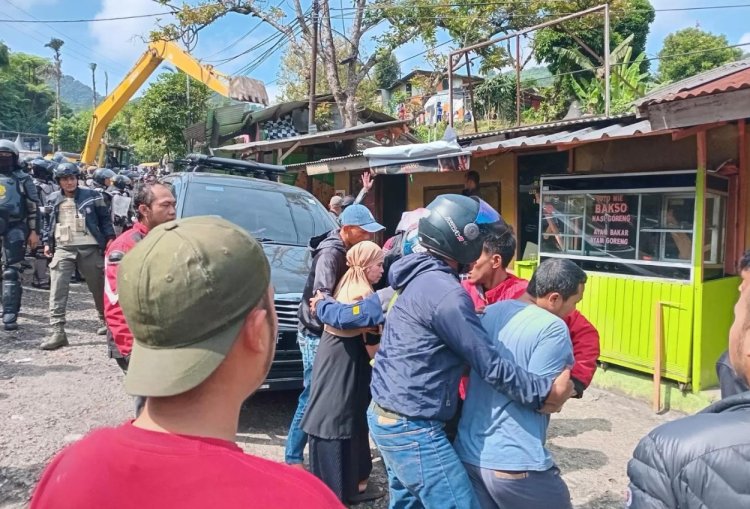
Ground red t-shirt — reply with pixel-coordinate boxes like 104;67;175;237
31;422;343;509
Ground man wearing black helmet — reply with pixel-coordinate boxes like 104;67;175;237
29;159;59;289
40;162;115;350
0;140;41;331
364;194;573;508
109;174;133;234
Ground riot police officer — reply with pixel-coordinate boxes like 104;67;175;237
29;159;58;289
41;163;115;350
0;140;41;331
109;174;133;234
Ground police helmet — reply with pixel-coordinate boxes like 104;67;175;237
112;174;131;191
0;140;19;161
54;162;80;180
418;194;504;265
52;152;66;163
93;168;116;186
30;159;54;180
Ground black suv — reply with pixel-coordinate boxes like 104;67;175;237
162;155;336;390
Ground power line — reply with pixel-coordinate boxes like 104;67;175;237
0;12;172;23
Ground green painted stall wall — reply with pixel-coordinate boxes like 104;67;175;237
581;274;695;383
693;276;740;390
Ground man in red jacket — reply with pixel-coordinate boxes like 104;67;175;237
462;225;600;397
104;183;176;373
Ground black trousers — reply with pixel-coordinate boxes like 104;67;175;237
308;432;372;503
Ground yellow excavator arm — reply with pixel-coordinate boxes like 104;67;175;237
81;40;268;166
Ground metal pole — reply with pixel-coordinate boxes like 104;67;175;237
448;54;454;128
308;0;320;135
450;4;606;57
604;2;611;117
464;54;478;133
516;35;521;127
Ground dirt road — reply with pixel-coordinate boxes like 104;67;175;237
0;284;680;508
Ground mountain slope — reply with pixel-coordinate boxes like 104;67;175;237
45;74;104;112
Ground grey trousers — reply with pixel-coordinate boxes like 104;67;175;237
49;245;105;327
464;463;572;509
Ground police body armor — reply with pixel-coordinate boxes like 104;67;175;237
0;174;27;235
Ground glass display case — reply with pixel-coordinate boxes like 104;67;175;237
538;171;727;281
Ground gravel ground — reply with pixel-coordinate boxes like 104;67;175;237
0;281;682;508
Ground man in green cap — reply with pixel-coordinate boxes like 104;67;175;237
31;216;343;509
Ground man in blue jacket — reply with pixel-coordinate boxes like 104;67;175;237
362;194;573;509
40;163;115;350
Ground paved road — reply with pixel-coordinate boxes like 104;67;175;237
0;282;680;508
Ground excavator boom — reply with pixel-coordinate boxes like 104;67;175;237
81;40;267;166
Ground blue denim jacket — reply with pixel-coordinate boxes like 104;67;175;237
42;187;115;251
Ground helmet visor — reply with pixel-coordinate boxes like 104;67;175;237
475;198;501;225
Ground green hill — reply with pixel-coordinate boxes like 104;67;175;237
45;74;104;113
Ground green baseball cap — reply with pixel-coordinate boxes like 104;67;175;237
119;216;271;397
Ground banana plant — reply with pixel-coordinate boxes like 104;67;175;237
555;34;650;114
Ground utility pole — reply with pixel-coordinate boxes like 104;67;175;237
308;0;319;135
45;38;64;151
89;62;97;109
105;71;109;97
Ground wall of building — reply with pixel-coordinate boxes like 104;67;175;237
406;153;517;229
573;134;697;173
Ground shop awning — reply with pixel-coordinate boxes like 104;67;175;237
363;140;472;174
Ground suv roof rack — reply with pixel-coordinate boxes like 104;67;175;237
177;153;286;180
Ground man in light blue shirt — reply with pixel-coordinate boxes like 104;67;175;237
455;258;587;509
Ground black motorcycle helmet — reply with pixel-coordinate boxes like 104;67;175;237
0;140;20;172
112;174;131;191
418;194;504;266
54;162;81;181
30;158;54;181
93;168;116;186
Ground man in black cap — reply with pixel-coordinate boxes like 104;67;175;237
31;216;342;509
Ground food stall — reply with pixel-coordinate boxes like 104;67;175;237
517;168;739;391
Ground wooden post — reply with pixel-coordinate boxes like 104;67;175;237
652;302;663;413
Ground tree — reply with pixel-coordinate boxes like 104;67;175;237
45;38;64;149
657;28;742;83
0;51;57;133
561;35;650;115
374;53;399;89
474;73;517;123
48;109;92;152
155;0;429;127
130;71;211;161
534;0;654;76
0;42;9;69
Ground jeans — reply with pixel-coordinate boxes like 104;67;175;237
284;331;320;464
464;463;571;509
367;402;480;509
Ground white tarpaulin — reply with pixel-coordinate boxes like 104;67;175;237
363;140;471;175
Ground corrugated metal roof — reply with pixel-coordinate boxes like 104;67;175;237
636;58;750;107
469;119;657;154
458;113;635;142
214;119;410;152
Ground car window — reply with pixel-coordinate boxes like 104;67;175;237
182;182;333;245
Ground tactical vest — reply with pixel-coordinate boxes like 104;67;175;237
0;175;26;234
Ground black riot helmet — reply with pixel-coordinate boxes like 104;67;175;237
54;162;81;181
30;159;54;181
0;140;20;173
112;174;131;191
93;168;116;186
418;194;505;266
